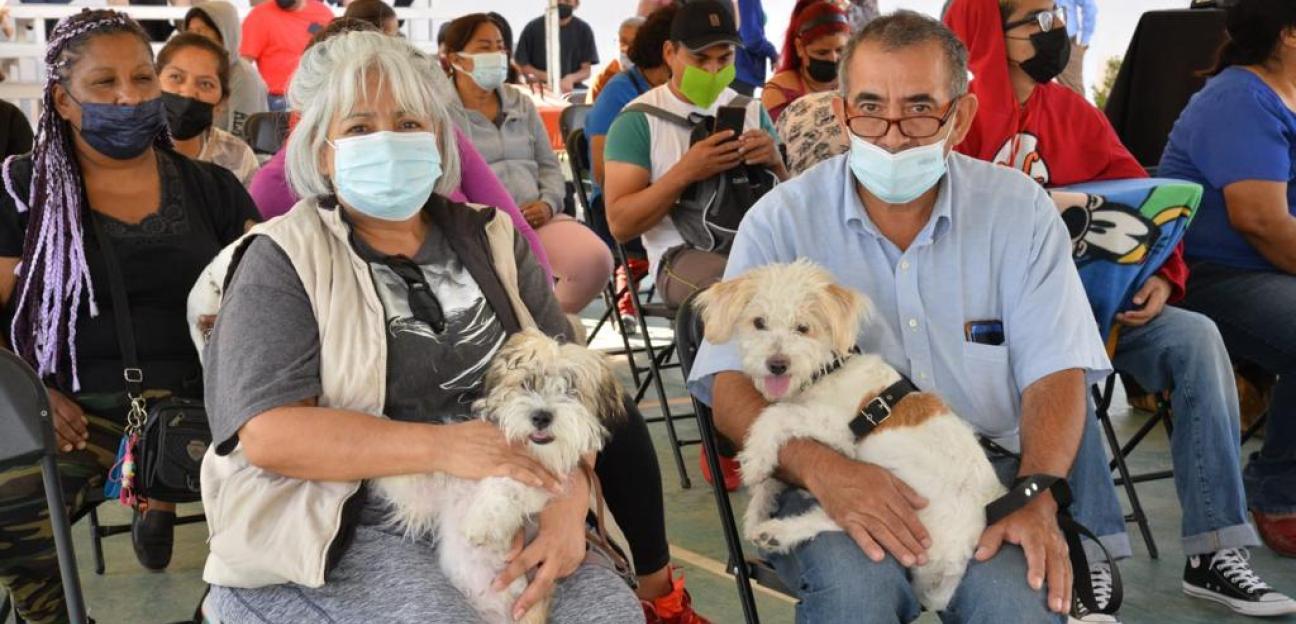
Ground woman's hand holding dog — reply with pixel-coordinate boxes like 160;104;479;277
429;420;564;494
799;444;932;567
974;492;1072;614
493;466;591;620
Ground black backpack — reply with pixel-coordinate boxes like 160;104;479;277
623;96;777;254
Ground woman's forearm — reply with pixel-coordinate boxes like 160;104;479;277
238;405;440;481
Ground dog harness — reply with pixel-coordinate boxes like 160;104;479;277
849;377;920;439
808;348;922;440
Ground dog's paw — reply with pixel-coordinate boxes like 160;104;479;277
755;531;781;550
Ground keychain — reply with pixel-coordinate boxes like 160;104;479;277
103;393;149;511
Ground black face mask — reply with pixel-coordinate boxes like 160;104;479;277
274;0;296;10
69;94;166;160
805;57;837;84
161;92;214;140
1018;27;1071;85
558;4;574;19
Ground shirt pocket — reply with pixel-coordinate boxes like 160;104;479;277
961;342;1019;439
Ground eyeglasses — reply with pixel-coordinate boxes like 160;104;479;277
843;97;961;140
384;256;446;334
1003;7;1065;34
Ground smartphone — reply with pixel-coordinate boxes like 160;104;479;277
715;105;746;139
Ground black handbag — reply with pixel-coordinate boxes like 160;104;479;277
91;213;210;504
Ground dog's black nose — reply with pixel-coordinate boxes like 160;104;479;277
531;409;554;429
766;357;789;376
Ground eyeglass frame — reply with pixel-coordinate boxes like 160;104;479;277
841;95;963;140
1002;6;1065;35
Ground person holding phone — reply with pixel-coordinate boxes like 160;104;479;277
604;0;788;312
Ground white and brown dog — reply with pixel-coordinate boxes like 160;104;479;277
695;260;1006;611
372;329;625;624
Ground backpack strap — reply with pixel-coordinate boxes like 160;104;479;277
622;102;694;128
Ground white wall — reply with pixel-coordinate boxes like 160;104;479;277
446;0;1191;101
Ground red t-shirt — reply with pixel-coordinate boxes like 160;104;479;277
240;0;334;96
945;0;1187;301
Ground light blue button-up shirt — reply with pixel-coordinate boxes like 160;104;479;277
1057;0;1098;46
687;153;1111;448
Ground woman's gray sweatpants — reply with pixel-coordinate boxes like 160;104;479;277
206;518;644;624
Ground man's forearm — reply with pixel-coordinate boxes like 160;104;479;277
606;166;692;241
1017;368;1086;479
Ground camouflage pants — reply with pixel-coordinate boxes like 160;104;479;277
0;396;124;624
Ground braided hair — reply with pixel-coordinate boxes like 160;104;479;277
0;9;167;390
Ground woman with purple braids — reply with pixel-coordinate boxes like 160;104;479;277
0;9;258;620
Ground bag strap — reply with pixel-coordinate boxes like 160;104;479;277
979;440;1124;615
622;102;695;129
88;214;149;430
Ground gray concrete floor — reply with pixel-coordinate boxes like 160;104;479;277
21;306;1296;624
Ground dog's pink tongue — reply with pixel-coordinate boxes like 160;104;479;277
764;375;792;399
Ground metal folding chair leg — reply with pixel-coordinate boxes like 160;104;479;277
1093;377;1159;559
693;398;761;623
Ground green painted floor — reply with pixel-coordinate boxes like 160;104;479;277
32;309;1296;624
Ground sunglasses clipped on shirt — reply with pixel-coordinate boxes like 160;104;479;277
382;256;447;334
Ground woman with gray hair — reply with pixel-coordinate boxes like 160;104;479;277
199;31;643;623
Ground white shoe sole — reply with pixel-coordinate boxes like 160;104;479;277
1183;582;1296;617
1068;614;1120;623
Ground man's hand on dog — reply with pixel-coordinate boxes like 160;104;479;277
494;469;589;620
974;490;1072;614
805;451;932;567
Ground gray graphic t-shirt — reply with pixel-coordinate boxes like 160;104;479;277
356;228;505;424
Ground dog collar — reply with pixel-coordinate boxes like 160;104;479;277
849;376;919;439
808;346;862;386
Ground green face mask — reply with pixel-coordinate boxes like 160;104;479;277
678;63;736;109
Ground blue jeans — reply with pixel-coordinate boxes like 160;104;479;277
1107;305;1259;553
766;455;1065;623
1181;262;1296;514
1066;409;1133;561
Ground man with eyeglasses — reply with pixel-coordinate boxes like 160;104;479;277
688;11;1104;622
947;0;1294;620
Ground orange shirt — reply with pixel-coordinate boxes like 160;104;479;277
240;0;334;96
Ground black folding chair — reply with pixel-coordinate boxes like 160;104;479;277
675;297;793;624
0;351;88;623
566;127;640;348
241;111;292;156
1092;373;1173;559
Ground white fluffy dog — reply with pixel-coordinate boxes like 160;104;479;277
373;329;625;624
695;260;1006;611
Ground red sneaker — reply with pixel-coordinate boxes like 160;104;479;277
699;448;741;492
616;258;650;319
1253;510;1296;557
641;570;712;624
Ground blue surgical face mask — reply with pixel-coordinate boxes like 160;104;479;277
330;131;442;221
455;51;509;91
847;126;952;205
68;93;166;160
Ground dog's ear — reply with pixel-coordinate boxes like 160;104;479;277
693;275;757;345
560;341;626;427
820;283;870;354
484;328;551;391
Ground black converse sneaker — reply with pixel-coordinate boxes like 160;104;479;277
1183;548;1296;616
1069;561;1121;623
